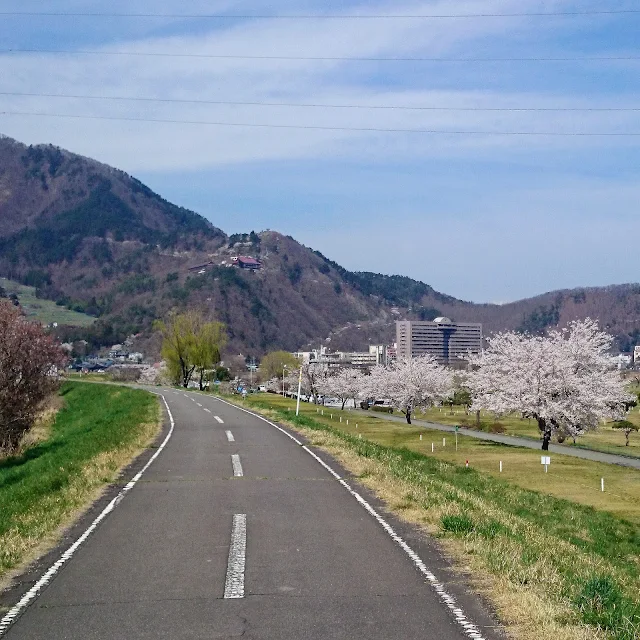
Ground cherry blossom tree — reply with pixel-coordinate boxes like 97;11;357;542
0;301;67;452
324;367;365;410
365;355;454;424
299;362;331;404
467;319;632;450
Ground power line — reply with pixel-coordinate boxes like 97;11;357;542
3;48;638;63
0;10;638;18
1;110;637;136
2;91;639;113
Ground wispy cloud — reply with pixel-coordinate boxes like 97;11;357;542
0;0;638;301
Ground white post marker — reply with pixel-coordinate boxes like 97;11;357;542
500;461;503;473
224;514;247;599
601;478;605;492
226;430;235;443
420;434;422;441
231;454;243;477
541;455;551;473
432;443;434;453
443;437;446;447
340;416;342;423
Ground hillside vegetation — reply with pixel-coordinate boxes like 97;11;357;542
1;134;639;355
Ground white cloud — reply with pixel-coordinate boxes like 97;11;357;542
1;0;636;171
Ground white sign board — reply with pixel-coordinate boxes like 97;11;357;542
541;456;551;465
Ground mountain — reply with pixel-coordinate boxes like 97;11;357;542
1;134;638;356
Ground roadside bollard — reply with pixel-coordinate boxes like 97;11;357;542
443;437;446;447
601;478;604;492
500;461;503;473
420;434;422;441
431;443;434;452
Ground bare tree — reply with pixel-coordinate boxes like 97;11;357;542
0;301;66;452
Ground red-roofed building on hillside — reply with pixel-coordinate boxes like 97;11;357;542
231;256;262;270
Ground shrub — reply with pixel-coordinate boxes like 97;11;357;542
0;301;67;452
371;405;393;414
489;422;506;434
109;367;142;383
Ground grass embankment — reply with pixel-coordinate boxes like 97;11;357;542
242;394;640;640
0;382;160;589
0;278;95;327
416;403;640;459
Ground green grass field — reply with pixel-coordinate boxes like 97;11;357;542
249;395;640;525
0;278;96;327
0;382;159;583
241;393;640;640
406;402;640;460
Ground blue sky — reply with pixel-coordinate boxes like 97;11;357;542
0;0;638;302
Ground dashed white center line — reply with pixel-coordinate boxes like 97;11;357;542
214;416;224;424
183;393;188;398
231;454;243;477
203;408;211;413
224;514;246;599
196;402;202;407
226;430;235;442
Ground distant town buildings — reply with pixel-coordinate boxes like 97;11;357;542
396;318;483;366
293;343;396;369
634;345;640;365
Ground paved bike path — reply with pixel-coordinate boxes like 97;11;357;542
2;389;502;639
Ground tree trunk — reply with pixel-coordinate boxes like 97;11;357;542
341;398;347;410
626;430;630;446
199;369;205;391
475;410;480;429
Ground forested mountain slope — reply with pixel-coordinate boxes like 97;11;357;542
1;134;638;355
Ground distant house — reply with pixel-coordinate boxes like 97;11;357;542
231;256;262;271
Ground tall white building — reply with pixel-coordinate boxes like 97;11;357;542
396;318;482;365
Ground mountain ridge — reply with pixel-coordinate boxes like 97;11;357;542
1;134;638;355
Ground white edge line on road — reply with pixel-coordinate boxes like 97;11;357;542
223;514;247;598
0;393;176;637
231;454;243;477
215;397;487;640
214;415;224;424
226;430;235;443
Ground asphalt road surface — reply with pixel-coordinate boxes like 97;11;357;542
1;389;501;639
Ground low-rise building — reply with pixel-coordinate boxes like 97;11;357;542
231;256;262;270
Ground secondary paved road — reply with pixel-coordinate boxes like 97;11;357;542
1;389;501;639
357;410;640;470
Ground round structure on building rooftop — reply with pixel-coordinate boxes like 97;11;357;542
433;317;452;324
